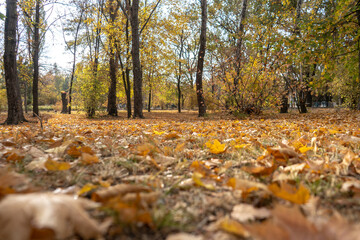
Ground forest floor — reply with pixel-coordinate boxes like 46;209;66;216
0;109;360;240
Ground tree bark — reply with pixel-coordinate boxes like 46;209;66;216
148;83;151;112
130;0;144;118
177;33;184;113
32;0;40;117
24;81;28;113
356;0;360;109
61;91;68;113
107;0;118;116
3;0;26;124
196;0;207;117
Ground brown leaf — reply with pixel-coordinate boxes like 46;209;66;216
0;193;102;240
92;184;150;202
80;153;99;165
244;220;289;240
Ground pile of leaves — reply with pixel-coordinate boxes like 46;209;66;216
0;109;359;240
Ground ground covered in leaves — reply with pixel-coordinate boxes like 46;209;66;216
0;109;360;240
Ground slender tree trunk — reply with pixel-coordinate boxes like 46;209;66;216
196;0;207;117
68;10;83;114
3;0;26;125
24;81;28;113
32;0;40;117
148;83;151;112
177;33;184;113
107;0;118;116
117;18;132;118
61;91;68;113
130;0;144;118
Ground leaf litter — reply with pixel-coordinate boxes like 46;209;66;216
0;110;359;239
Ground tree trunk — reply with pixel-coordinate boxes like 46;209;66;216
177;33;184;113
24;81;28;113
280;95;288;113
68;10;83;114
196;0;207;117
107;0;118;116
32;0;40;117
130;0;144;118
357;0;360;110
148;84;151;112
3;0;26;125
61;91;68;113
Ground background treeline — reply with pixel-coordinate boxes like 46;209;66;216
0;0;359;118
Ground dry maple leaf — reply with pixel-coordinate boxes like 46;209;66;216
0;193;102;240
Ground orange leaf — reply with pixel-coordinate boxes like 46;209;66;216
6;152;25;162
44;158;71;171
268;181;310;204
242;162;277;177
80;153;99;165
67;145;81;158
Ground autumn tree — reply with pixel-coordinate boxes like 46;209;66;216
19;0;44;117
3;0;27;124
63;0;85;114
105;0;119;116
195;0;207;117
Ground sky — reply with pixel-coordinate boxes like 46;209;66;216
0;1;73;72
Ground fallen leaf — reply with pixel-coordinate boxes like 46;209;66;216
231;204;270;222
92;184;150;202
44;158;71;171
0;193;102;240
218;217;249;238
192;172;215;190
80;153;99;165
268;181;310;204
206;139;226;154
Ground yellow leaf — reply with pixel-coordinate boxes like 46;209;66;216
328;129;339;134
234;144;250;149
153;130;165;135
206;139;226;154
268;182;310;204
299;146;313;154
44;158;71;171
219;217;249;237
192;172;215;190
77;183;98;196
